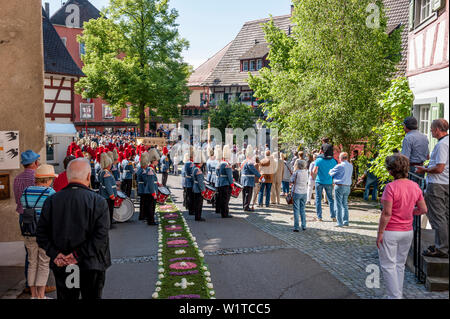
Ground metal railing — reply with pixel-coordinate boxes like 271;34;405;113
409;171;426;284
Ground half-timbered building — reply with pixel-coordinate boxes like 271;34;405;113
48;0;139;134
43;8;83;172
407;0;449;150
181;11;292;134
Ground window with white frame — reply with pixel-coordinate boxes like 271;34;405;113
250;60;256;71
61;37;67;47
79;42;85;57
257;59;263;70
126;106;131;118
242;61;249;72
420;0;432;23
103;105;114;119
80;103;94;119
418;105;431;135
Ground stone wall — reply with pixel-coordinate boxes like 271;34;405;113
0;1;46;242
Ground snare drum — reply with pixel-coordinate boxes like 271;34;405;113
230;183;243;198
113;192;135;223
202;185;216;201
157;186;171;204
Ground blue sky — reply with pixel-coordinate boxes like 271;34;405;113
42;0;293;68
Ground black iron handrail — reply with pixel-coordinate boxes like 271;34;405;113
409;171;426;284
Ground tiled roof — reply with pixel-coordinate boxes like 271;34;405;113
189;42;232;86
43;8;84;77
203;14;292;87
50;0;101;27
383;0;410;77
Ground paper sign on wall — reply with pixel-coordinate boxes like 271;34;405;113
0;131;20;170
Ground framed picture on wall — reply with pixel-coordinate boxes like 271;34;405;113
0;131;20;170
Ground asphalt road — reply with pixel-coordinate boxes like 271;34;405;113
101;174;357;299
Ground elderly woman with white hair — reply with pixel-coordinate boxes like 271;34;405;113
289;159;309;232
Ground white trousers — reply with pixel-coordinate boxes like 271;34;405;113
306;180;315;202
378;230;413;299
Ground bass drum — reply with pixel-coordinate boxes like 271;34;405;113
113;198;135;223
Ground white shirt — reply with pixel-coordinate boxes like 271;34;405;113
427;135;449;185
291;169;308;194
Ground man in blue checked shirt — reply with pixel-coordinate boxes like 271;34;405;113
329;152;354;227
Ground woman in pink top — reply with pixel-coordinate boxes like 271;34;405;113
377;155;427;299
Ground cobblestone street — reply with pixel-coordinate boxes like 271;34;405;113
220;191;448;299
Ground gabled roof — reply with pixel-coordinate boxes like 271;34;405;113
239;42;269;60
189;42;232;87
43;8;84;77
50;0;101;27
383;0;410;76
202;14;292;87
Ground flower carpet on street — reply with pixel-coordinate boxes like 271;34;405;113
153;199;215;299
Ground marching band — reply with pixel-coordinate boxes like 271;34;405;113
66;136;264;225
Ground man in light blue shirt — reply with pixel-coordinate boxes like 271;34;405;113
329;152;353;227
312;144;337;221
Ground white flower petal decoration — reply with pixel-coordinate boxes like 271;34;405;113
204;271;211;276
155;287;161;292
158;274;165;279
207;283;213;289
156;281;162;286
206;277;211;282
210;291;215;296
152;292;159;299
158;268;164;273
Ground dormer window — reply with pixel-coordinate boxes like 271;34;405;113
240;42;269;72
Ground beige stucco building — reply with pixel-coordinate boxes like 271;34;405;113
0;1;46;242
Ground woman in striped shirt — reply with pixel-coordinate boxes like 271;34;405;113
20;164;57;299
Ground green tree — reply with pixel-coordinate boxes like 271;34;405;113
368;77;414;182
203;100;257;142
76;0;191;136
248;0;402;152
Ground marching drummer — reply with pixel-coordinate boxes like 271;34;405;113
111;149;121;182
192;148;206;222
137;151;158;226
121;149;135;198
160;146;172;187
206;146;218;207
98;152;118;229
216;145;234;218
146;148;161;226
240;145;261;212
182;146;195;215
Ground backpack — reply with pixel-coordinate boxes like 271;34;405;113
20;188;47;237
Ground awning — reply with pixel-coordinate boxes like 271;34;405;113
45;122;77;136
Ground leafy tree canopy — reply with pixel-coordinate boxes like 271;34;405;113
76;0;191;135
248;0;402;151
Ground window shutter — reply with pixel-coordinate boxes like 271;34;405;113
409;0;415;30
412;104;420;120
429;103;444;150
432;0;444;11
